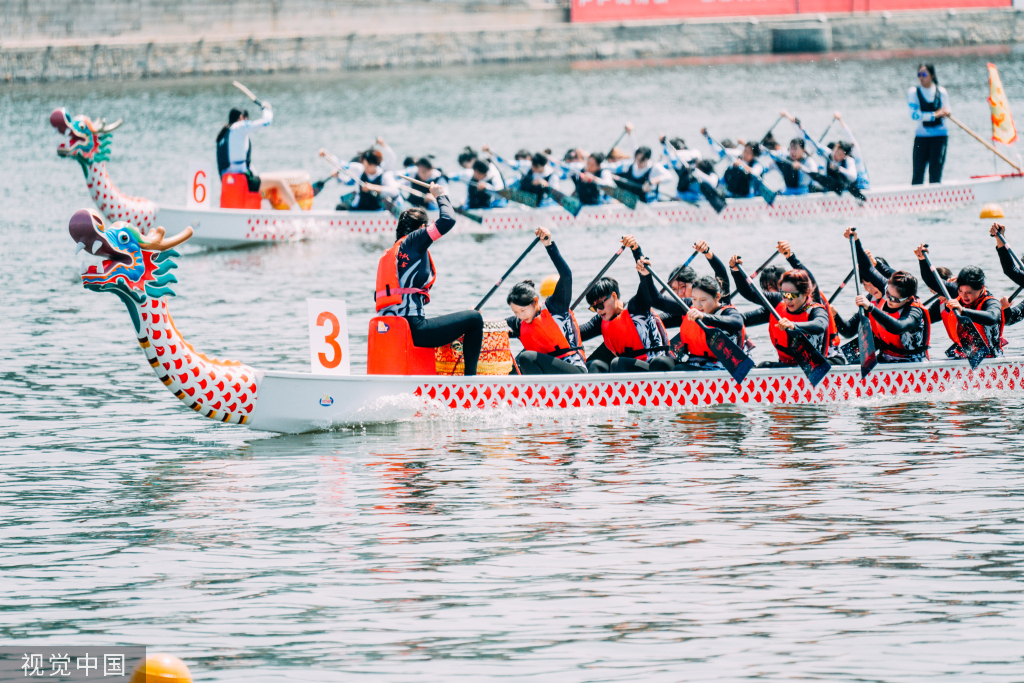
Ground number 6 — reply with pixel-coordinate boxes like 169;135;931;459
193;170;207;204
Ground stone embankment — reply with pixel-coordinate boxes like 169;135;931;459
3;3;1023;83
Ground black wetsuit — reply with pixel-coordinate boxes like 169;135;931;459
918;259;1003;356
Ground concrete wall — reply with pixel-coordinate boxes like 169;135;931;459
0;0;567;40
3;7;1022;83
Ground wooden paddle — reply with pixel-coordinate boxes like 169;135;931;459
395;173;483;224
319;149;401;219
817;119;835;144
647;265;754;385
606;129;628;159
921;250;990;369
734;261;831;386
474;236;542;311
572;247;624;311
232;80;263;107
849;233;878;378
948;115;1023;173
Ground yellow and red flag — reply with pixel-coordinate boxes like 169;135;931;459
988;63;1018;146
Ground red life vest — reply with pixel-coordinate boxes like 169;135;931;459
374;237;436;312
768;300;826;364
938;290;1002;352
824;300;841;348
519;308;586;363
601;308;655;360
869;299;930;360
676;304;745;360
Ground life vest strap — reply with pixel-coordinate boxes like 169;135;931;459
375;286;430;301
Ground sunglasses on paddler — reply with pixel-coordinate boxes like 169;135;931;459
589;297;609;312
780;291;802;300
886;292;911;304
917;71;930;78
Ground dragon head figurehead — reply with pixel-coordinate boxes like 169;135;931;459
51;108;122;174
70;208;193;329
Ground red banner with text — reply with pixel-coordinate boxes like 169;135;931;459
571;0;1010;23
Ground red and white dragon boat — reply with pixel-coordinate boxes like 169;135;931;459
70;207;1024;434
54;107;1024;250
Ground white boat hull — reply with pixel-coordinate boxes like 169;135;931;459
159;174;1024;248
245;356;1024;433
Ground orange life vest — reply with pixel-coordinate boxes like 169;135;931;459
938;290;1001;353
768;300;826;364
374;237;436;312
869;299;930;360
824;300;840;348
676;304;745;361
519;308;586;363
601;308;659;360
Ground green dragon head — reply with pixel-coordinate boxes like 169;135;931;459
69;209;193;331
51;108;121;174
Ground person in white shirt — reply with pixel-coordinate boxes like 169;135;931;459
907;63;951;185
215;103;299;209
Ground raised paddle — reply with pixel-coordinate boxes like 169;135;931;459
828;269;856;304
659;249;701;295
990;226;1024;311
572;247;624;311
763;115;783;142
474;235;542;311
817;119;835;144
921;250;990;369
395;173;483;224
849;233;878;378
947;115;1023;173
706;133;777;206
606;129;629;159
232;80;263;107
646;264;754;385
734;261;831;386
319;149;402;219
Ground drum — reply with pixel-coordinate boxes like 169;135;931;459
261;170;315;211
435;319;513;376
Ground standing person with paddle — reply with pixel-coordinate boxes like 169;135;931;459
908;64;952;185
215;101;301;210
730;258;831;368
915;244;1003;359
504;227;587;375
374;183;484;375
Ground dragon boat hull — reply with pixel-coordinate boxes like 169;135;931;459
157;174;1024;248
245;357;1024;433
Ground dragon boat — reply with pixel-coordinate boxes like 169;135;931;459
71;208;1024;434
54;108;1024;250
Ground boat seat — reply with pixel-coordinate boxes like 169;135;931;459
220;173;262;210
367;316;436;376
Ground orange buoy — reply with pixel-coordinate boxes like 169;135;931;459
980;203;1005;219
539;274;559;298
129;653;192;683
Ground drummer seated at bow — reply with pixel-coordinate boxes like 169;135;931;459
504;227;587;375
580;236;673;374
215;103;300;210
374;183;484;375
642;270;746;372
915;244;1004;359
731;259;831;368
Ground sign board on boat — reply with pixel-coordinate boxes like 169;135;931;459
186;162;214;208
307;299;351;376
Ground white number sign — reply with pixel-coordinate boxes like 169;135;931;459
307;299;350;375
186;162;214;208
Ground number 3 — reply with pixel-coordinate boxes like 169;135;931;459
317;311;342;368
193;170;207;204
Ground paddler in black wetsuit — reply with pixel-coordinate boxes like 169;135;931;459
374;183;484;374
505;226;587;375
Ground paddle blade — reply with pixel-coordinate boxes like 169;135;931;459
857;311;878;378
752;176;777;206
840;338;860;365
498;188;540;208
700;182;727;213
601;185;638;209
455;206;484;224
705;328;754;385
955;315;990;369
790;332;831;387
547;187;583;217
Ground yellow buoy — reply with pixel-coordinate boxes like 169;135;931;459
980;203;1005;219
539;274;558;298
130;654;192;683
